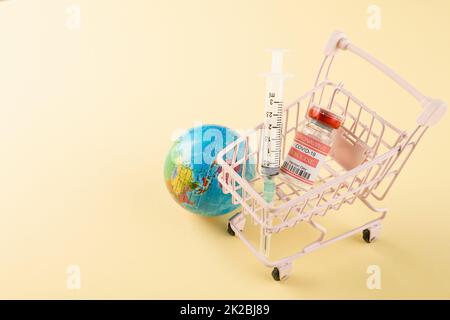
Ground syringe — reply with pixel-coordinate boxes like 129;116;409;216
261;49;291;177
260;49;291;257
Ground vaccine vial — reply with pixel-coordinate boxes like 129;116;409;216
280;105;343;187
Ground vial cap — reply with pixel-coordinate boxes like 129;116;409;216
307;105;343;129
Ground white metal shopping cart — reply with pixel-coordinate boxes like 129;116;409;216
215;31;447;281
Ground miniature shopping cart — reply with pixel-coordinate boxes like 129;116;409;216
215;31;447;281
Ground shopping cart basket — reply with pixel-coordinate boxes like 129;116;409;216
215;31;447;281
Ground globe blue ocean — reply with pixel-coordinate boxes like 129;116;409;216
164;125;255;216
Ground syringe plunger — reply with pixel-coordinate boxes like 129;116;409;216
269;49;287;74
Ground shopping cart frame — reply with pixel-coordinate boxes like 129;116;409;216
216;31;446;281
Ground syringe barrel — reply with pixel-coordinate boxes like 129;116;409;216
265;76;285;96
261;76;285;177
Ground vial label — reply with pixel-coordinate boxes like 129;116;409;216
281;132;331;185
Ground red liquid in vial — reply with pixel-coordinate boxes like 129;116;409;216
308;106;342;129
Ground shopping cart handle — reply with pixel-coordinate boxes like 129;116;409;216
324;31;349;56
418;98;447;127
324;31;447;127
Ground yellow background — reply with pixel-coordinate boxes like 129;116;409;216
0;0;449;299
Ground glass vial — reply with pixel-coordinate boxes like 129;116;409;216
280;105;343;187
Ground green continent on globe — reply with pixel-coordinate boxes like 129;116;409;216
165;161;218;206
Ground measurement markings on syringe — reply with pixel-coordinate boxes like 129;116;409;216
262;94;283;169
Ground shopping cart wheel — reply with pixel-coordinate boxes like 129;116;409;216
271;263;292;281
227;212;245;237
272;268;281;281
227;222;235;236
363;227;380;243
362;229;372;243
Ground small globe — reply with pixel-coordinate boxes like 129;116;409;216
164;125;255;216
